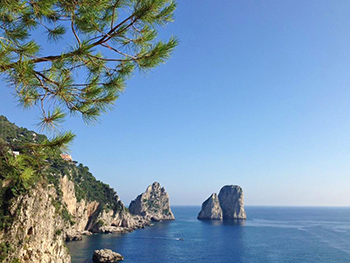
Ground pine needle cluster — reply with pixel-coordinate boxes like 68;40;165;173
0;0;177;147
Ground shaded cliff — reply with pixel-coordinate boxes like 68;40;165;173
218;185;246;219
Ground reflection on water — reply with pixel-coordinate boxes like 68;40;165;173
200;218;246;227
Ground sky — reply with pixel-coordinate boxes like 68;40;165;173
1;0;350;206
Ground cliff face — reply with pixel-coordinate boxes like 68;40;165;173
0;116;173;263
61;175;100;233
197;193;223;220
129;182;175;221
0;174;153;262
198;185;246;220
60;175;150;235
0;185;71;263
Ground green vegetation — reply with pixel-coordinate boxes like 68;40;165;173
0;0;178;229
162;209;170;215
0;116;122;229
46;156;122;211
0;116;61;229
0;0;177;137
97;220;105;227
55;229;62;236
0;242;14;262
0;1;177;259
0;116;46;150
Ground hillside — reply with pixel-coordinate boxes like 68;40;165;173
0;116;124;228
0;116;148;263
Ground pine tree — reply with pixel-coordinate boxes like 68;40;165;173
0;0;177;147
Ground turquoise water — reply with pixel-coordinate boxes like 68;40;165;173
67;206;350;263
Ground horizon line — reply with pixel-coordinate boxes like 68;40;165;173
169;205;350;208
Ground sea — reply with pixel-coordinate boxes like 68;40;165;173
67;206;350;263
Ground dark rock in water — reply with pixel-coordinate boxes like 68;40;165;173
92;249;124;262
198;185;246;220
65;231;83;242
197;193;223;220
218;185;246;219
129;182;175;221
66;230;83;242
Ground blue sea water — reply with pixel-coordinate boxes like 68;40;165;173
67;206;350;263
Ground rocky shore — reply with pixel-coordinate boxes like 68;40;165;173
0;179;173;263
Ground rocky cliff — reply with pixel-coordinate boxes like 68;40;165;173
60;174;150;236
0;184;70;263
129;182;175;221
198;185;246;220
197;193;223;220
0;116;160;262
0;170;151;263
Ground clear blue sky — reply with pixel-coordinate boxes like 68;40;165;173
1;0;350;206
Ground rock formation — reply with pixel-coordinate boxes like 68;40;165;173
0;185;71;263
129;182;175;221
0;116;175;262
60;175;150;235
197;193;223;220
93;249;124;262
0;175;159;262
218;185;246;219
198;185;246;220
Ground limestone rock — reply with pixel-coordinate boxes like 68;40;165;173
66;230;83;242
218;185;246;219
0;184;71;263
92;249;124;262
198;185;246;220
60;175;151;235
197;193;223;220
0;117;162;263
129;182;175;221
60;175;101;232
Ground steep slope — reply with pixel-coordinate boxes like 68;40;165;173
0;184;70;263
0;116;150;262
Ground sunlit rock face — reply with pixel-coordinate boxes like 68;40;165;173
197;193;223;220
0;185;71;263
129;182;175;221
198;185;246;220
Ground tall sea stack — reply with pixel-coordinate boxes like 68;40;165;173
129;182;175;221
198;185;246;220
218;185;246;219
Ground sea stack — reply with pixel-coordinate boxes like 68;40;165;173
198;185;246;220
129;182;175;221
218;185;246;219
197;193;223;220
